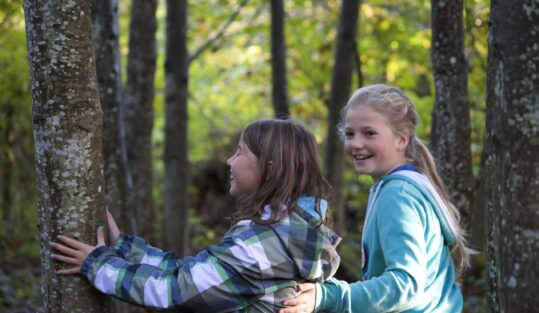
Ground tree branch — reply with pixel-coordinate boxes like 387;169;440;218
189;0;249;64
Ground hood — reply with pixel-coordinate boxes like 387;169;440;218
267;196;341;282
377;171;458;246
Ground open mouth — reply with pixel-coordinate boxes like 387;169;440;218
353;154;372;161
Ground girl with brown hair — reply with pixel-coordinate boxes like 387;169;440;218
52;119;341;312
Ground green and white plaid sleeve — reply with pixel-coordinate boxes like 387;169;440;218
81;231;270;312
80;209;340;312
111;233;183;270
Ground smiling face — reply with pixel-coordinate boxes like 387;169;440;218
226;137;262;198
343;105;409;181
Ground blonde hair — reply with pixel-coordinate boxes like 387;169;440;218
341;84;470;276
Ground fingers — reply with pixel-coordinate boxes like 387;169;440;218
51;240;85;275
57;235;85;250
96;226;106;247
297;282;315;292
56;267;81;275
282;298;300;306
51;241;79;258
278;307;305;313
106;210;120;244
51;234;99;273
51;253;80;265
280;285;316;313
106;210;119;231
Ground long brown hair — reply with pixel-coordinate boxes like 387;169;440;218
341;84;470;276
232;119;332;225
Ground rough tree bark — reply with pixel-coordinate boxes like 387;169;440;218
325;0;361;233
270;0;290;119
122;0;158;244
485;0;539;311
23;0;111;311
163;0;190;257
430;0;473;224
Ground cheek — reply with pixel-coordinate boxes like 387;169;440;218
343;141;353;155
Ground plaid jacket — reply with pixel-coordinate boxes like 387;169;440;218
80;197;341;312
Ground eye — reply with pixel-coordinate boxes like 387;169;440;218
236;148;242;155
364;130;376;137
344;130;354;139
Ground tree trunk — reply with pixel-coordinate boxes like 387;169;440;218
429;0;473;224
164;0;190;257
23;0;111;311
471;143;486;253
485;0;539;311
92;0;134;235
92;2;147;312
325;0;360;233
0;105;14;256
122;0;158;244
270;0;290;119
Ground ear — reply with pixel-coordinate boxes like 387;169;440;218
396;132;409;151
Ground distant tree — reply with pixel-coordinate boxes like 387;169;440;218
430;0;473;222
122;0;158;244
91;0;135;234
23;0;111;311
485;0;539;311
164;0;190;257
465;0;489;255
92;2;147;313
0;101;14;245
270;0;290;118
326;0;361;232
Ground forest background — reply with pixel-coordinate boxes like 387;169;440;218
0;0;520;312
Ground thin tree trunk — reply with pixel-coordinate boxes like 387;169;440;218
270;0;290;119
164;0;190;257
91;0;134;235
122;0;158;244
92;2;146;312
430;0;473;224
0;105;14;254
23;0;111;311
1;106;14;223
485;0;539;311
471;141;486;253
326;0;360;233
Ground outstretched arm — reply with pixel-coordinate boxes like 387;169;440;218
106;210;184;270
52;227;270;310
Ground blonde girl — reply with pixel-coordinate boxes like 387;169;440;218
281;84;470;313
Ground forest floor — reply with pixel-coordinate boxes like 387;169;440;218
0;258;43;313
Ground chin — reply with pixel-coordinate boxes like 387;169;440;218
353;166;368;175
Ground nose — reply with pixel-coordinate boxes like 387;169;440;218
346;135;364;149
226;155;233;166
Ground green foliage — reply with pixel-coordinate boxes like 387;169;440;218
0;25;38;261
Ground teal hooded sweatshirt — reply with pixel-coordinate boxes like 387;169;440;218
315;169;463;312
